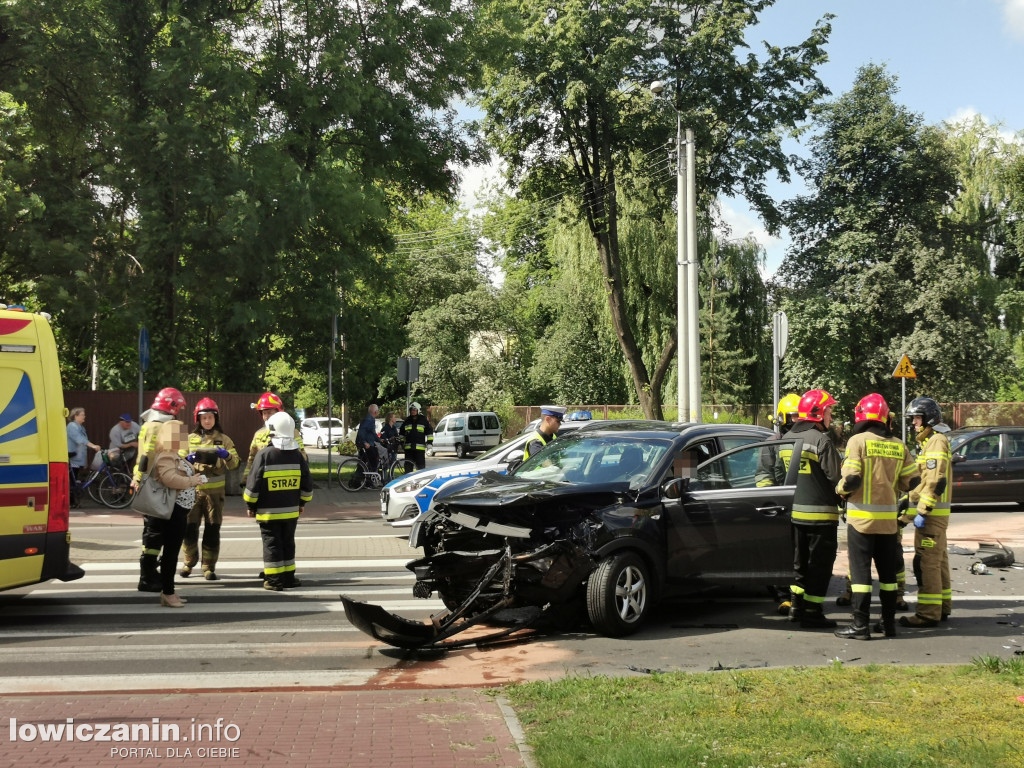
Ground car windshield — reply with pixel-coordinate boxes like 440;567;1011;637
319;419;343;429
513;434;671;486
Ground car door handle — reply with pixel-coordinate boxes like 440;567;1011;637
756;505;785;517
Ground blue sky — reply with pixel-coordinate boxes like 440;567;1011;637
458;1;1024;275
724;0;1024;274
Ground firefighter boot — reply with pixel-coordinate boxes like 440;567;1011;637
872;591;897;637
138;554;161;593
835;613;871;640
787;592;804;623
180;522;200;577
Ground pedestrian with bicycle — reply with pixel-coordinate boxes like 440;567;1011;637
357;403;387;471
401;401;433;470
181;398;240;581
108;413;140;468
380;411;401;464
66;407;101;483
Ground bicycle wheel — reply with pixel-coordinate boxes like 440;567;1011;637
99;471;134;509
389;458;417;481
85;471;104;504
337;458;367;492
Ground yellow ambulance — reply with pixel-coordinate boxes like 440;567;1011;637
0;305;84;591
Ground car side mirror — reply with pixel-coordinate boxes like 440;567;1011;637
661;476;687;502
952;453;965;463
505;450;525;474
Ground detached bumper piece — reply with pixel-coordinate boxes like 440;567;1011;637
341;542;547;651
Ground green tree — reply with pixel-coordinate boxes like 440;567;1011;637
476;0;830;418
774;65;994;407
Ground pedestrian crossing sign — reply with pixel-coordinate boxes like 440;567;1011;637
893;354;916;379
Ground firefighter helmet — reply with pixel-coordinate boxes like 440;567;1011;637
254;392;284;412
854;393;890;423
194;397;219;422
772;393;801;427
266;411;297;449
797;389;836;422
410;401;422;412
906;396;942;428
151;387;186;416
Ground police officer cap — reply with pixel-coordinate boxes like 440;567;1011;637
540;405;567;421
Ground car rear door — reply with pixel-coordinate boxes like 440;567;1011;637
664;439;799;592
952;434;1003;503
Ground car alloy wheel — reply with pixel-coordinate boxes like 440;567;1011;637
455;443;466;459
317;437;325;449
586;552;650;637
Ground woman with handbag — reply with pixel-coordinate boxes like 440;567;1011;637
150;420;207;607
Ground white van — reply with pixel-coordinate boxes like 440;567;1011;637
427;412;502;458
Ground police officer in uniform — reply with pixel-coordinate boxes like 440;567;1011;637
522;405;566;461
784;389;843;629
900;396;953;628
833;394;919;640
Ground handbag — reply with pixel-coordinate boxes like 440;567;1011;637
130;472;177;520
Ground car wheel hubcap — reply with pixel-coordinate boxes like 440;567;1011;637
615;565;646;623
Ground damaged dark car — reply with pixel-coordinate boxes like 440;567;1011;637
342;422;801;649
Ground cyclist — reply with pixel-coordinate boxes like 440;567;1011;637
108;413;140;469
356;403;387;473
380;411;402;466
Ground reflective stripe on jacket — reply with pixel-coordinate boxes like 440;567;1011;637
910;430;952;525
838;425;919;534
787;421;843;525
522;430;556;461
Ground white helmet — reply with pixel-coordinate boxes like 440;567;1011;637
410;401;422;412
267;412;297;450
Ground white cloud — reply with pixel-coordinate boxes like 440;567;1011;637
456;157;506;214
718;198;786;277
1001;0;1024;39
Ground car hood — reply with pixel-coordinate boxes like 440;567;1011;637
435;473;629;529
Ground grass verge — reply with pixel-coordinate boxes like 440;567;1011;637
502;656;1024;768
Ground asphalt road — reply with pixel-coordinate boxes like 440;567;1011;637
1;500;1022;694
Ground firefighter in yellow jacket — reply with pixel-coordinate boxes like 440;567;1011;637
180;398;240;580
131;387;187;592
242;392;305;485
900;396;953;628
833;394;919;640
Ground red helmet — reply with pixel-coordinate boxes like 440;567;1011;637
151;387;186;416
194;397;220;422
797;389;836;422
255;392;283;412
854;393;889;423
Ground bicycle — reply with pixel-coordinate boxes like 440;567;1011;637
69;449;134;509
336;445;417;492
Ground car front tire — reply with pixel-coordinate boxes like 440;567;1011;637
455;442;466;459
586;552;651;637
316;437;325;449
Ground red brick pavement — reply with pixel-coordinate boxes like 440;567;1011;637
2;688;531;767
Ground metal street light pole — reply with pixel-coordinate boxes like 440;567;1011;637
653;80;689;422
685;127;702;423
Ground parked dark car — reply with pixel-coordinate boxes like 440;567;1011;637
949;426;1024;509
342;422;800;648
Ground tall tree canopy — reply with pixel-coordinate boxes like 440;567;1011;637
475;0;831;418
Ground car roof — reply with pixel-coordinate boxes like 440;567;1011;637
569;421;771;439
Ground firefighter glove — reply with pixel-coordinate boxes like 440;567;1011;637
914;514;926;529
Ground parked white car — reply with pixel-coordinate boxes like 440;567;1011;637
300;417;346;449
427;411;502;458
